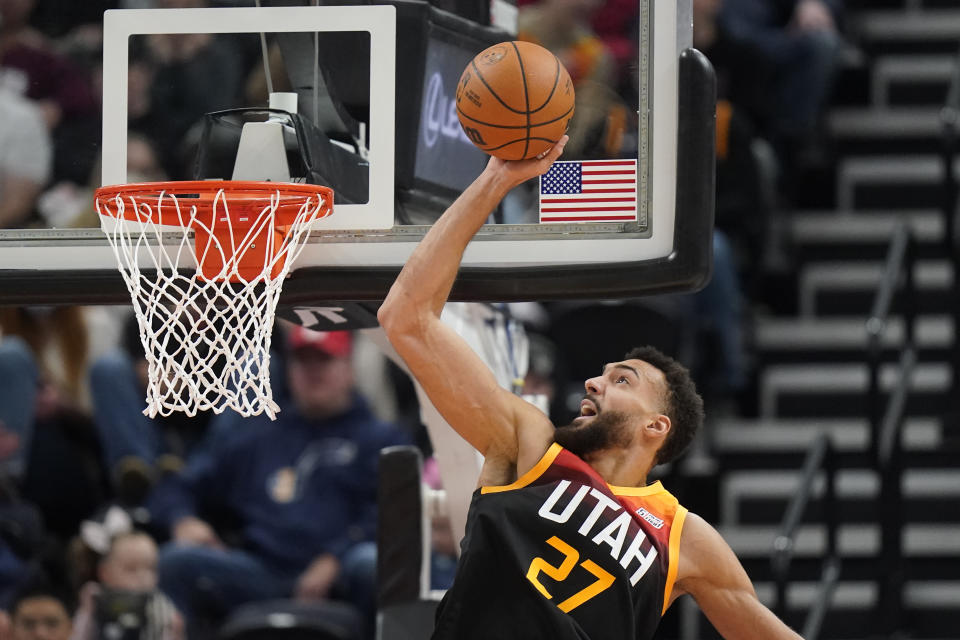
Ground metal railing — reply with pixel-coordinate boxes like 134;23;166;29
865;222;919;635
940;47;960;265
940;46;960;454
770;432;840;640
866;223;917;456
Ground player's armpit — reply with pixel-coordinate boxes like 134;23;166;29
380;308;553;463
672;513;804;640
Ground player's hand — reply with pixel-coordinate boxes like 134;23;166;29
294;553;340;601
172;516;225;549
485;135;569;192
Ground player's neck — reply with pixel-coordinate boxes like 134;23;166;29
582;446;654;488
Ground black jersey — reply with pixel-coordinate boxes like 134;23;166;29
432;443;688;640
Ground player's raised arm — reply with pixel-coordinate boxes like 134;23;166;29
377;138;567;463
671;513;804;640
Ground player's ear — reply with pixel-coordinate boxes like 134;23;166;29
645;414;671;438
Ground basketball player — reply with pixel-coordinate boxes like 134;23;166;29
378;137;802;639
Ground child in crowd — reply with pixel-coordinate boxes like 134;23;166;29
69;507;182;640
7;583;74;640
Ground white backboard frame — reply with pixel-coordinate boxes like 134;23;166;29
101;5;397;230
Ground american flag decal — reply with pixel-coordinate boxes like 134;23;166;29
539;159;638;223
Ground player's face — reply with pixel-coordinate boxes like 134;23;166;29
554;359;667;456
581;359;666;420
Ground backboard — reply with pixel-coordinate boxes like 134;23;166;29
0;0;714;320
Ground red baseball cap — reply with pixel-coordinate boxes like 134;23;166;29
286;327;352;358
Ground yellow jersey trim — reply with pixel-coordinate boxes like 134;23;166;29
480;443;562;494
608;480;665;496
661;505;688;616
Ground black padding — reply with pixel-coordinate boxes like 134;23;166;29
377;446;425;607
377;600;440;640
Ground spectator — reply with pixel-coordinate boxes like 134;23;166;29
0;86;51;228
134;0;244;178
0;336;38;479
0;307;92;415
517;0;630;159
0;308;109;539
588;0;638;100
0;0;99;185
28;1;117;40
88;314;207;506
68;507;182;640
713;0;845;179
0;496;45;610
7;583;73;640
150;328;408;636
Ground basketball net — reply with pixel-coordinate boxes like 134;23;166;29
95;181;333;419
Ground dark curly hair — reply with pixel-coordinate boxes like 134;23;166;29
623;346;704;465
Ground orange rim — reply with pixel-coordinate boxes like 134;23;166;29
94;180;334;227
95;180;334;282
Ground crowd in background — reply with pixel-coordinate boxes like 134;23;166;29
0;0;846;638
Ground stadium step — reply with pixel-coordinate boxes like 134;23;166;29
790;209;944;263
757;361;952;418
871;54;954;107
835;155;957;211
829;107;943;155
709;416;958;470
798;259;953;317
721;468;960;526
754;315;954;363
857;9;960;55
681;579;960;640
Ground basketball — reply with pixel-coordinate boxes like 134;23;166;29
456;41;575;161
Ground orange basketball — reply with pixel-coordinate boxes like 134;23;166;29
456;41;575;161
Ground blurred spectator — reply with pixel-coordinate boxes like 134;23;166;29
88;313;205;507
28;2;117;40
0;307;92;414
0;0;97;128
0;308;109;539
686;230;748;411
0;494;45;610
7;583;74;640
710;0;845;178
149;328;408;636
0;337;37;479
132;0;244;178
38;132;168;230
518;0;631;159
68;507;182;640
0;86;51;227
588;0;638;100
0;0;99;185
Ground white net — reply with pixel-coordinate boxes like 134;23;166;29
96;183;331;419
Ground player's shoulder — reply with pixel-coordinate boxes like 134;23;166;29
678;511;728;551
674;511;739;584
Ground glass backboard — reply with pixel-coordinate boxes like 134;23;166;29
0;0;714;313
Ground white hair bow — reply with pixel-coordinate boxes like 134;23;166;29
80;506;133;555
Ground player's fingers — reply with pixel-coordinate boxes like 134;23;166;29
535;135;568;161
542;135;568;161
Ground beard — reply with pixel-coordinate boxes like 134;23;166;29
553;410;634;460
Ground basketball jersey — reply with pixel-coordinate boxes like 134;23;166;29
432;443;687;640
